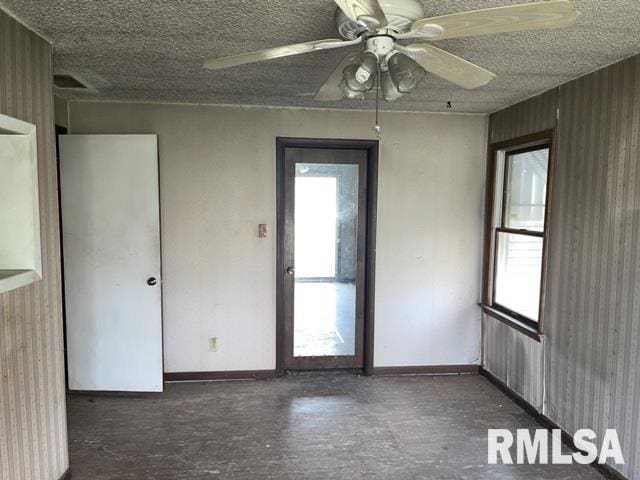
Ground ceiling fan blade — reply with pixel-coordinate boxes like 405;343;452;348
204;38;361;70
403;44;496;90
406;0;577;40
315;53;362;101
335;0;388;28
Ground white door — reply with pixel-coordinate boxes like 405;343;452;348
59;135;163;392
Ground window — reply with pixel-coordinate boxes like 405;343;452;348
483;131;553;335
295;175;338;278
0;113;42;294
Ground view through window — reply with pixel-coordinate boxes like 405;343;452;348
492;145;549;326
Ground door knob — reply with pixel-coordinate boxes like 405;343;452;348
286;267;295;276
147;277;158;286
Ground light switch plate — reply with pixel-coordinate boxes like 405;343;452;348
208;337;218;352
258;224;267;238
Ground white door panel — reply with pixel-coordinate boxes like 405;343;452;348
59;134;163;392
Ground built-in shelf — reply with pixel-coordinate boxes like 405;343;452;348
0;113;42;295
0;270;41;293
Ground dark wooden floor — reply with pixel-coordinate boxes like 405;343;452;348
67;373;604;479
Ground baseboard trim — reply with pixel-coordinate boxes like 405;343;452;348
164;370;277;382
373;365;480;376
480;367;541;418
68;390;162;397
480;368;627;480
58;468;71;480
165;366;479;381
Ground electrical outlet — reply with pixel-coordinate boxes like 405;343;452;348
208;337;218;352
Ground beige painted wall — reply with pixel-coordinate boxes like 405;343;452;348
0;10;69;480
54;96;69;129
68;102;488;372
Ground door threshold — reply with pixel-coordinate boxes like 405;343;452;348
284;369;364;377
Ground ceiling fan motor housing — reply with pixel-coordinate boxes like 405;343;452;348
335;0;426;39
365;36;396;63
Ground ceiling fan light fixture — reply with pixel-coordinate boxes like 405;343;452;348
380;69;403;102
388;52;425;93
355;52;379;84
343;63;375;92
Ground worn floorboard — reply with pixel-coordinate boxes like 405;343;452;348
67;373;604;479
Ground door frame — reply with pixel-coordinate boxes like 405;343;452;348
275;137;378;376
55;125;69;390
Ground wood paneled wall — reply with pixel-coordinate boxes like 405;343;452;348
0;10;69;480
484;55;640;479
489;88;559;144
483;87;558;412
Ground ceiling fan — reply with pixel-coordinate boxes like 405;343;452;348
203;0;578;102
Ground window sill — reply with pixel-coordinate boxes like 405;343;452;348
0;270;41;295
480;304;543;342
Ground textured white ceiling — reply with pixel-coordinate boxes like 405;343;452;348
1;0;639;113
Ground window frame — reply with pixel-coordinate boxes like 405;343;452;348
481;130;555;341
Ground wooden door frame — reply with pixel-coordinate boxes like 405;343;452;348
276;137;378;376
55;125;69;390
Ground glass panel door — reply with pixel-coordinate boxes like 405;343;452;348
293;162;359;358
281;144;369;371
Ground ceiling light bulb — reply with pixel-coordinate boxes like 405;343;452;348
388;53;425;94
354;52;378;84
380;69;402;102
343;64;369;92
343;62;375;93
356;66;371;84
